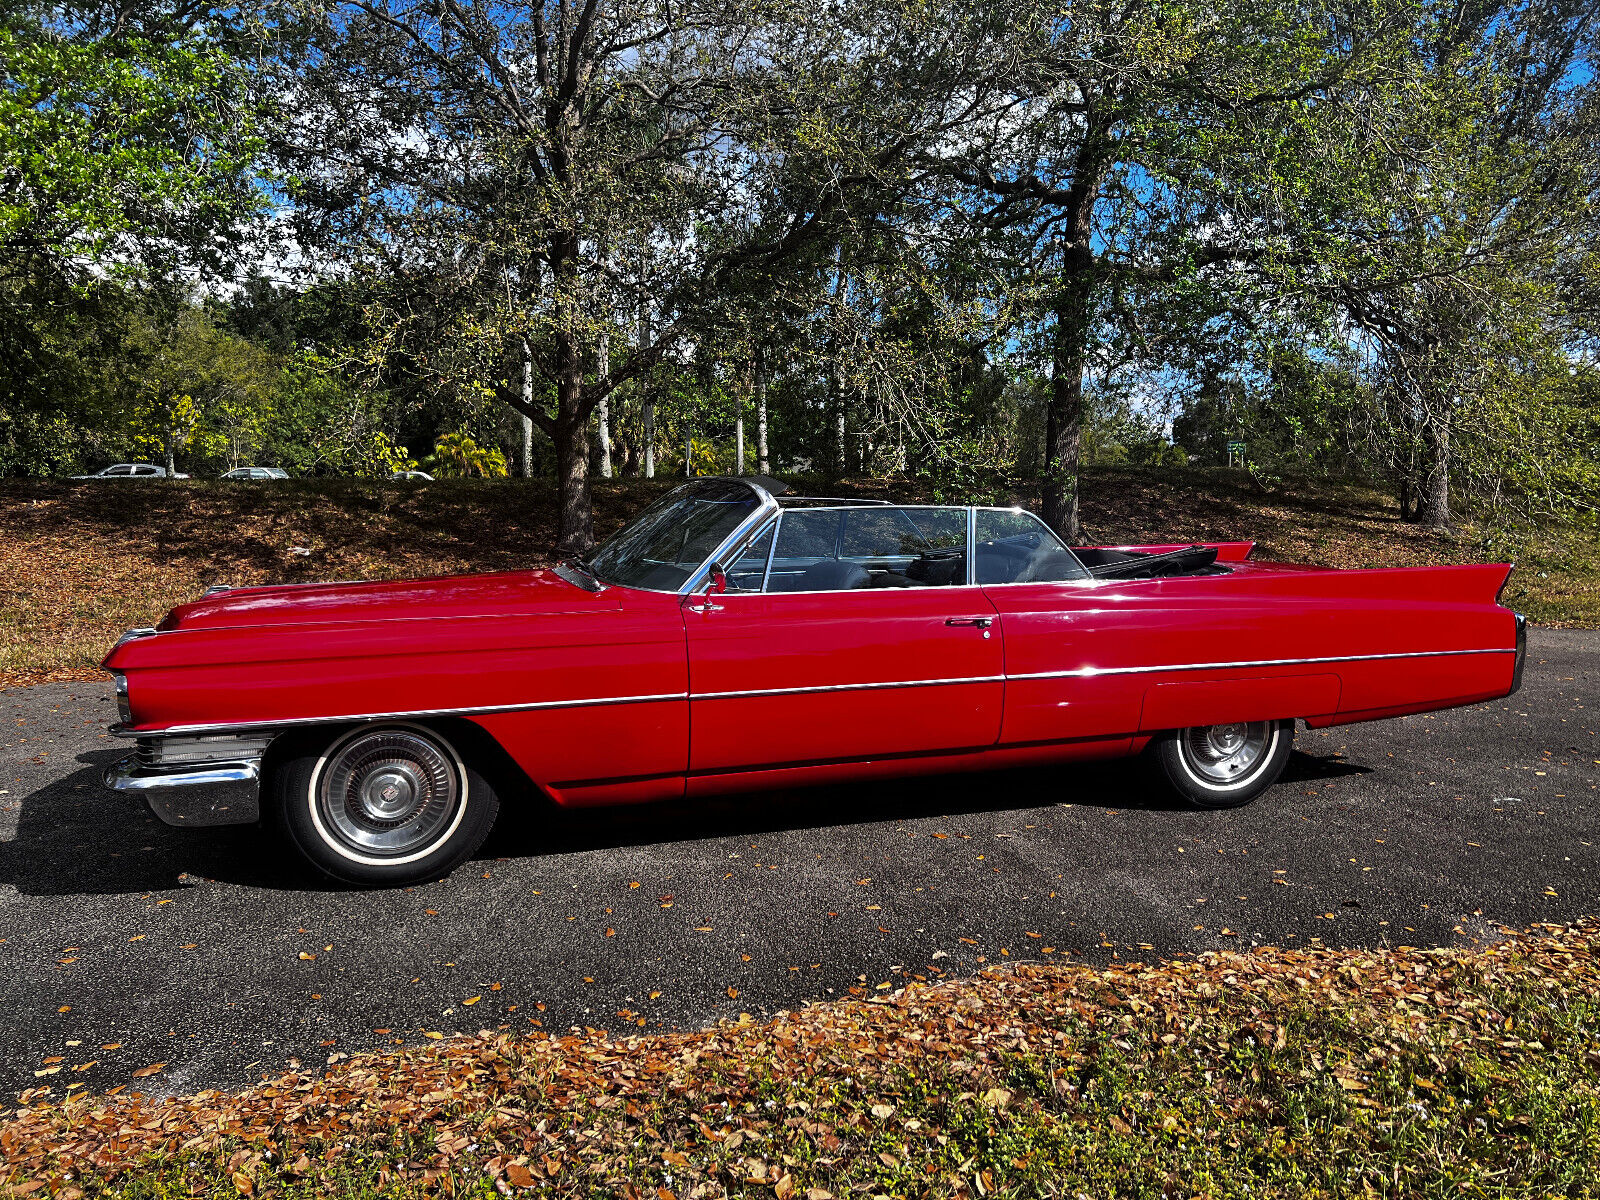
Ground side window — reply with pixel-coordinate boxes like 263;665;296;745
105;464;132;476
975;509;1089;584
137;465;161;476
767;511;841;591
723;520;776;592
843;507;966;586
768;506;968;592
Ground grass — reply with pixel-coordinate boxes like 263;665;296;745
1;467;1595;690
3;921;1598;1198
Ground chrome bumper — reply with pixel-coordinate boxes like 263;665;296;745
104;754;262;827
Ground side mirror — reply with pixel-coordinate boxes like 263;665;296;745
706;563;728;595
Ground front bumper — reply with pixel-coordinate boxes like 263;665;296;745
104;738;268;827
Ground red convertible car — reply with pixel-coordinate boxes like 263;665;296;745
103;477;1526;885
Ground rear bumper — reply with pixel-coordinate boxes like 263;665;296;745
104;755;262;827
1510;613;1528;696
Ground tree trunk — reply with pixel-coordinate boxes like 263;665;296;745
552;235;594;554
830;245;845;475
755;347;769;474
164;425;177;476
1417;417;1450;528
1042;280;1090;541
596;326;612;479
735;411;744;475
640;301;655;479
553;354;593;554
519;338;534;478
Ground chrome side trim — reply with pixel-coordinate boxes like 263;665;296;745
1509;613;1528;695
114;690;689;738
112;647;1517;739
695;675;1005;701
1008;646;1516;682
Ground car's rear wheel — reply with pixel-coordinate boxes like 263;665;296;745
1152;719;1293;809
271;723;499;886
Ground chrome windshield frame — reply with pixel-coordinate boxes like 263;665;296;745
671;477;783;597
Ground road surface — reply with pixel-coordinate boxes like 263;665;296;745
1;628;1594;1099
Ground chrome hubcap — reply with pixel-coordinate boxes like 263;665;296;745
1182;721;1273;785
318;729;461;858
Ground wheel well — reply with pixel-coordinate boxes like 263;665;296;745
258;718;546;807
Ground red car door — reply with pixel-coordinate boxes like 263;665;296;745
685;506;1004;778
972;508;1141;749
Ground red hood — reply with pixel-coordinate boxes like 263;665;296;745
154;569;614;632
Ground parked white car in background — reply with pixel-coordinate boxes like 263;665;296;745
222;466;290;479
389;470;434;481
71;463;188;479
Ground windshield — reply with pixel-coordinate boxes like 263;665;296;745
586;479;763;591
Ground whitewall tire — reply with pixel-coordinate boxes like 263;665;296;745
1152;719;1294;809
271;723;500;886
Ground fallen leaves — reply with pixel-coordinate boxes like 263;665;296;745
129;1063;165;1079
5;920;1600;1199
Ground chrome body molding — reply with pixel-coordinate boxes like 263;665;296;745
1007;646;1518;682
693;675;1005;701
113;691;690;739
1510;613;1528;695
110;645;1516;742
104;755;261;827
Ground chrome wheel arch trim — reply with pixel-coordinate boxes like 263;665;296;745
112;645;1515;741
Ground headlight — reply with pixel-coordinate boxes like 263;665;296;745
112;672;132;723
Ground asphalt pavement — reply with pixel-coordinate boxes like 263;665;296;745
2;627;1595;1101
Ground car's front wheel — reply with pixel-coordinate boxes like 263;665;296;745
1152;719;1293;809
271;723;499;886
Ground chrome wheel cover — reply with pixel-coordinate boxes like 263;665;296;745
1180;721;1274;787
315;728;462;860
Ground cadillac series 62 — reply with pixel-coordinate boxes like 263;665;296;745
103;477;1527;885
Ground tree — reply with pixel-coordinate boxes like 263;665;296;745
278;0;1024;550
123;307;278;474
1327;0;1600;527
1;3;267;298
923;0;1416;537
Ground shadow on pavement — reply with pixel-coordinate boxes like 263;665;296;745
0;746;1362;896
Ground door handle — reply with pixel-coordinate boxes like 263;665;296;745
945;616;993;628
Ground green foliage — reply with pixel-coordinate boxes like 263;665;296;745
120;308;278;471
0;10;266;284
0;0;1595;542
424;432;508;479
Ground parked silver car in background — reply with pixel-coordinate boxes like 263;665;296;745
71;463;189;479
221;466;290;480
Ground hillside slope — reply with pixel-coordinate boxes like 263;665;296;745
2;468;1592;689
